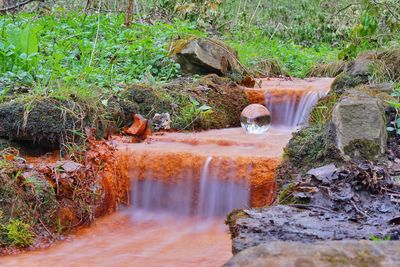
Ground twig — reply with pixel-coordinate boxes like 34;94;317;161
350;199;371;218
88;0;102;67
248;0;262;26
0;0;36;12
335;3;357;15
38;218;56;239
288;204;337;213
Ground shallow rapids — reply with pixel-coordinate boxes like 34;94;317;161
1;212;231;267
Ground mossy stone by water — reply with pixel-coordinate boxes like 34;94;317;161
331;90;387;161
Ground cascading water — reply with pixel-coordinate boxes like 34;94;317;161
264;88;328;127
131;156;250;220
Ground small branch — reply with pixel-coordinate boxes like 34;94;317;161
350;200;371;218
0;0;36;12
335;3;357;15
288;204;337;213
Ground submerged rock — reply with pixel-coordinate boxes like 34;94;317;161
171;37;242;76
224;241;400;267
332;91;387;160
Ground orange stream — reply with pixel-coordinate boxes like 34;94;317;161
1;212;231;267
0;78;334;267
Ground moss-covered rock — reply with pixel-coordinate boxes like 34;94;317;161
331;71;369;93
117;75;248;131
171;37;243;77
331;90;387;161
331;49;400;93
0;97;109;145
276;124;342;188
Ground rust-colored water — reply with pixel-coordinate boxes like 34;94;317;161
1;78;334;267
1;211;231;267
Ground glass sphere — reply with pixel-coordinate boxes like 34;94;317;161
240;104;271;134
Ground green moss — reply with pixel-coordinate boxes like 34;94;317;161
119;84;172;119
0;96;108;145
331;72;369;93
276;123;343;191
344;139;382;160
3;219;35;248
169;36;199;56
225;209;248;239
284;126;326;168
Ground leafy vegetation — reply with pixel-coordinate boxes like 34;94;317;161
3;219;35;247
0;12;203;95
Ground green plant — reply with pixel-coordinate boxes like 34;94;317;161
309;93;339;128
370;235;391;242
174;96;213;130
4;219;35;247
228;32;339;78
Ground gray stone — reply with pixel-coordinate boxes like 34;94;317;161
365;83;395;94
229;205;389;254
350;59;372;76
224;241;400;267
307;164;338;184
173;38;241;76
331;90;387;160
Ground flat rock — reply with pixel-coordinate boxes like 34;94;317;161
224;240;400;267
229;205;391;254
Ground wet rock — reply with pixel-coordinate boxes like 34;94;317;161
224;241;400;267
229;205;388;254
228;159;400;254
171;37;241;76
124;114;150;137
332;91;387;160
307;164;338;184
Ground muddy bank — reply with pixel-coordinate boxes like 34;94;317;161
0;137;129;253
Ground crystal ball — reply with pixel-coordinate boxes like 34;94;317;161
240;104;271;134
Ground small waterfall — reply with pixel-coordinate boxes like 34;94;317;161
131;156;250;220
265;89;328;127
197;157;249;218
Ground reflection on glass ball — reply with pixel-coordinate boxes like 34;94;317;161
240;104;271;134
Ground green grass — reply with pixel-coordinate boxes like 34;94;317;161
228;33;340;78
0;12;204;95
